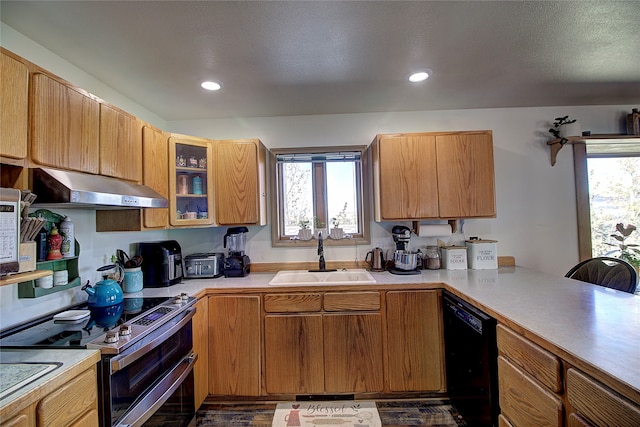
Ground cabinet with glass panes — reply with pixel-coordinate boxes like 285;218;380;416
168;135;214;226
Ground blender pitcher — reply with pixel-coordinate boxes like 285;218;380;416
224;227;249;255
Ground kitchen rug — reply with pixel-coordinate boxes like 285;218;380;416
196;399;466;426
272;401;381;427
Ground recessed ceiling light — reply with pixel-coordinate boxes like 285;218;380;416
408;70;432;83
201;81;222;91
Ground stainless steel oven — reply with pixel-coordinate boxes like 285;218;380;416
0;295;198;427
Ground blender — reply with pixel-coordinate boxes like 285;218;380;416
390;225;421;275
222;227;251;277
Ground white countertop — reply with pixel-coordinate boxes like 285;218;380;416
135;266;640;400
0;349;100;415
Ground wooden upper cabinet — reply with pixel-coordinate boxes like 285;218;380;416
436;132;496;218
376;134;438;220
142;125;168;228
168;135;214;227
99;104;142;182
372;131;496;220
31;73;100;174
1;51;29;160
214;139;267;226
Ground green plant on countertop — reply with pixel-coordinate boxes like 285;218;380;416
331;202;348;228
606;223;640;268
298;219;310;229
549;115;577;146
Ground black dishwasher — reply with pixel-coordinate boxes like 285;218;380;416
442;291;498;427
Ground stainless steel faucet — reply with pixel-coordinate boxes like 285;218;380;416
318;231;326;271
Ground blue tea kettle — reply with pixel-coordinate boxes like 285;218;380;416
82;276;124;308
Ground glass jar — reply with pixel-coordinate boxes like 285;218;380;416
425;246;441;270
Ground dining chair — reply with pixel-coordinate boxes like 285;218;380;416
565;257;638;294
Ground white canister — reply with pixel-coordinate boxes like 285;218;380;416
59;216;75;258
36;274;54;289
441;246;468;270
466;239;498;269
53;269;69;286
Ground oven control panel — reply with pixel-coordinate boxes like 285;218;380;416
87;294;195;354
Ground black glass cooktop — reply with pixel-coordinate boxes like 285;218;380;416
0;297;170;349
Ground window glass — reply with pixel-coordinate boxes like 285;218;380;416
588;157;640;258
271;147;369;246
327;162;359;234
282;162;313;236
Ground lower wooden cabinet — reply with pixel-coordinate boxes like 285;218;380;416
264;314;325;394
323;313;383;393
208;295;262;396
566;368;640;427
193;297;209;408
498;355;563;427
0;365;99;427
386;290;445;392
264;293;384;395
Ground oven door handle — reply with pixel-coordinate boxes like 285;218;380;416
115;352;197;427
110;307;195;373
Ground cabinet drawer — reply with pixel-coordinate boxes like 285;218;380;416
567;368;640;427
498;356;563;427
497;324;562;392
324;291;380;311
37;368;97;427
264;293;322;312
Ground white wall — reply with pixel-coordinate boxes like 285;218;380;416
0;23;634;329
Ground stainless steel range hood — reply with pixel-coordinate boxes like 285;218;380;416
31;168;168;209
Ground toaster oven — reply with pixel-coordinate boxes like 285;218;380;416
184;253;224;278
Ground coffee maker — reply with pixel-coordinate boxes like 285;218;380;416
223;227;250;277
390;225;421;275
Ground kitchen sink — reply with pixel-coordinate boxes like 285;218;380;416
268;269;376;286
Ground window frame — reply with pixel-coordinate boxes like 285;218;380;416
573;138;640;261
269;145;371;247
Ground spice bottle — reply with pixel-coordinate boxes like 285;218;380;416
59;216;75;258
46;226;63;260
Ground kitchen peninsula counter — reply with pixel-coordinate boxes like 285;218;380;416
137;265;640;404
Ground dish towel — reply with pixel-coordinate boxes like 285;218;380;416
273;401;381;427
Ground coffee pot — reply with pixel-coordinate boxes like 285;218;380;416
365;247;385;271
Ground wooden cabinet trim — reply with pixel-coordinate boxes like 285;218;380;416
497;324;562;392
324;291;380;311
498;356;563;427
36;368;97;427
264;293;322;312
567;368;640;427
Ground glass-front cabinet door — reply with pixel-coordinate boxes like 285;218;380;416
168;135;214;226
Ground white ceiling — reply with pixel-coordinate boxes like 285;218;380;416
1;1;639;121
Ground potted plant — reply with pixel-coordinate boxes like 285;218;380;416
606;223;640;270
297;220;312;241
330;217;344;239
549;115;582;145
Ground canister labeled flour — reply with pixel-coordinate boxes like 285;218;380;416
466;239;498;269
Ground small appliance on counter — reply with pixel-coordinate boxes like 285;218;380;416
223;227;250;277
138;240;184;287
389;225;421;275
184;252;224;278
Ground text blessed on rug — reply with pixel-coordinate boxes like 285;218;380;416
273;401;381;427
